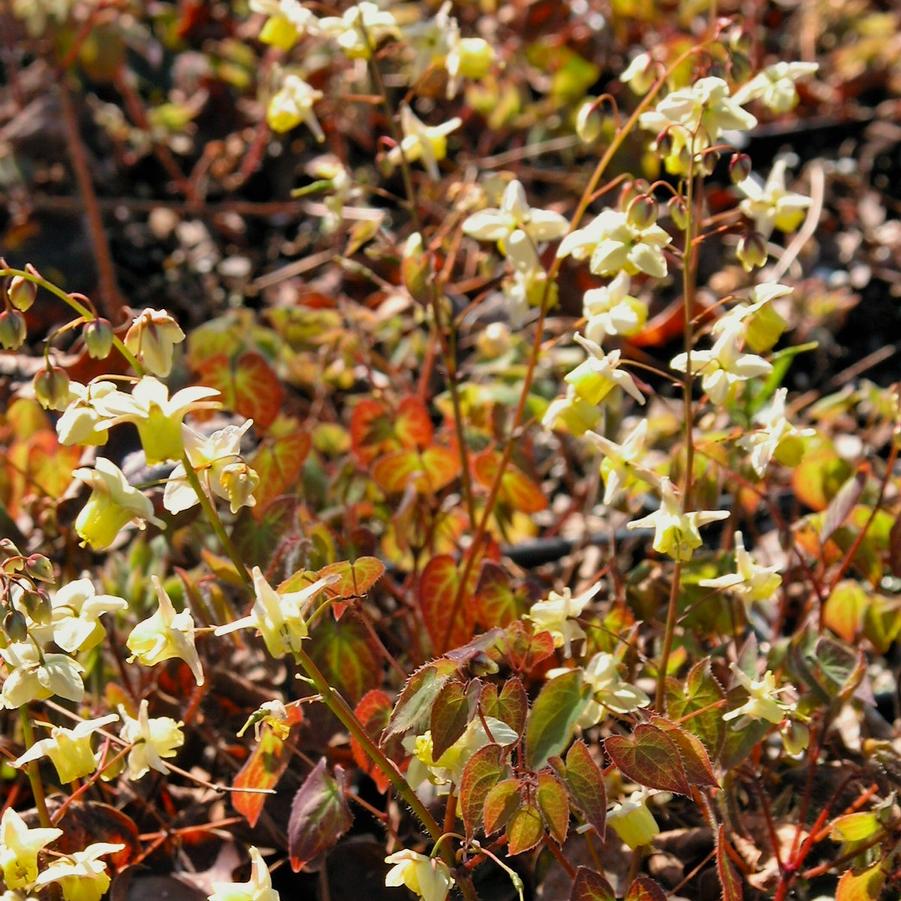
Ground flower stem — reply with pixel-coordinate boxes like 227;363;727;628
19;705;52;828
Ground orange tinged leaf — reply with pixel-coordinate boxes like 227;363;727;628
350;690;394;793
419;554;480;653
249;419;311;515
195;351;283;431
473;449;547;513
372;446;460;495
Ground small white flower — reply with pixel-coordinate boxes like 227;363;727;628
208;846;280;901
732;61;819;113
384;849;454;901
565;334;646;407
739;388;815;477
723;664;794;726
124;309;185;377
266;73;324;140
607;789;660;849
386;106;461;180
527;579;603;656
711;283;792;339
118;699;184;780
736;159;810;238
57;380;118;447
34;842;125;901
14;714;119;784
583;272;648;342
0;641;84;708
620;52;654;93
699;531;782;604
585;419;649;505
463;179;568;246
0;808;62;890
38;578;128;654
319;2;398;59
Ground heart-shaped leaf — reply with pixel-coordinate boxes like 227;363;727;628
459;743;505;838
288;759;353;872
605;724;691;795
564;740;606;836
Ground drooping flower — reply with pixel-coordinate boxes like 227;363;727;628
56;380;118;447
118;700;184;780
583;272;648;342
0;808;62;889
732;61;819;113
527;579;603;656
214;567;338;659
739;388;815;476
126;576;204;686
669;328;772;404
384;850;454;901
386;106;461;180
585;419;649;505
98;377;221;465
626;476;729;562
565;335;646;407
711;283;791;354
73;458;164;551
266;73;324;140
319;2;398;59
34;842;124;901
251;0;318;50
124;309;186;377
208;846;280;901
557;208;671;278
0;641;85;708
163;421;258;515
14;714;119;784
502;229;553;325
699;531;782;604
736;159;810;238
723;664;794;726
462;179;568;247
541;386;603;436
39;578;128;654
607;790;660;850
620;52;655;93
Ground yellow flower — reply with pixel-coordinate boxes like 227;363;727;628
583;273;648;342
266;73;324;140
626;476;728;562
214;567;338;659
739;388;815;477
124;309;186;377
723;664;793;727
565;335;646;407
607;790;660;850
319;2;398;59
34;842;124;901
542;386;603;437
699;531;782;605
118;699;184;780
251;0;318;50
14;714;119;784
732;62;818;114
462;179;568;247
126;576;204;686
73;458;164;551
208;846;279;901
737;159;810;238
34;578;128;654
527;579;602;656
98;377;221;465
586;419;649;505
384;850;454;901
0;641;85;708
386;106;461;180
0;808;62;889
56;381;117;447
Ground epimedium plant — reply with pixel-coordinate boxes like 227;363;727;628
1;2;900;901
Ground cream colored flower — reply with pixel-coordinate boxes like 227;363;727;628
14;714;118;784
251;0;318;50
118;700;184;780
620;52;654;93
124;309;186;377
565;335;646;407
527;579;602;656
699;531;781;604
607;790;660;850
739;388;815;477
386;106;461;180
585;419;648;505
583;273;648;342
732;62;818;113
384;850;454;901
557;208;671;278
214;567;338;659
126;576;204;686
0;641;85;708
208;847;279;901
98;377;221;465
34;842;124;901
626;476;728;562
267;74;324;140
542;386;603;436
463;179;568;246
736;159;810;238
0;808;62;889
39;578;128;654
319;2;398;59
73;458;164;551
723;664;793;726
57;381;118;447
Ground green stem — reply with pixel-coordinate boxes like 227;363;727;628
19;705;52;828
0;266;142;373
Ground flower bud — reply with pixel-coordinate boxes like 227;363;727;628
454;37;494;79
401;232;431;304
736;233;768;272
124;308;185;377
84;318;114;359
700;149;720;176
667;196;689;231
22;590;52;626
627;194;658;230
0;309;26;349
576;99;603;143
3;609;28;642
729;152;752;185
34;365;71;411
730;51;752;84
781;721;809;757
476;321;512;358
8;276;37;312
655;130;675;159
25;554;54;583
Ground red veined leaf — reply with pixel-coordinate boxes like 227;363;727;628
317;556;386;619
307;611;379;703
506;802;544;855
483;778;521;836
536;771;570;844
473;449;548;513
195;351;283;431
418;553;480;653
570;867;616;901
350;690;394;793
475;562;528;628
395;396;434;449
625;876;668;901
459;743;505;838
715;826;744;901
604;723;692;795
564;740;606;837
288;759;353;872
372;446;460;495
249;418;311;516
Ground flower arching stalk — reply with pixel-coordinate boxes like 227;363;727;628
19;705;52;828
441;42;710;652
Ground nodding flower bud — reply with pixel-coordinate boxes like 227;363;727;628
700;149;720;176
3;609;28;642
729;153;752;185
24;554;54;583
0;309;26;350
626;194;658;230
655;129;675;158
8;276;36;312
22;590;52;626
34;365;71;412
401;232;431;304
84;318;114;360
618;179;649;212
667;196;689;231
575;98;603;143
736;233;768;272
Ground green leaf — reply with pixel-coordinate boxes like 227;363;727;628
481;677;528;737
604;724;692;795
288;759;353;872
748;341;817;415
665;659;725;755
430;679;472;760
506;802;543;855
386;660;458;738
563;740;606;837
459;743;505;838
649;716;719;788
525;671;590;770
483;778;520;836
536;772;570;844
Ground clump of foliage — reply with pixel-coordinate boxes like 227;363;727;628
1;2;899;901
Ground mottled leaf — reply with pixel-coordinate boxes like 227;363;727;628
564;740;606;836
506;802;543;855
483;778;520;836
525;671;590;770
570;867;616;901
536;771;569;844
430;679;472;760
460;743;505;838
288;759;353;871
195;351;283;431
350;690;393;793
605;724;691;795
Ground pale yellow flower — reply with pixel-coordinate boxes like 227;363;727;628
699;531;782;604
0;808;62;890
267;74;324;140
527;579;602;656
386;106;461;180
118;700;184;780
34;843;124;901
384;850;454;901
14;715;119;784
124;309;186;377
208;847;279;901
607;790;660;850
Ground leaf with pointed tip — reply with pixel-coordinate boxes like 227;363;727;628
604;724;691;795
483;778;520;836
536;772;569;844
372;446;460;495
430;679;472;760
570;868;615;901
288;759;353;872
250;419;311;515
459;743;505;838
563;740;606;837
316;556;386;619
835;861;886;901
715;826;743;901
526;671;590;770
475;562;529;628
481;677;528;737
350;690;393;794
820;467;867;544
418;554;480;653
665;659;725;755
506;802;544;855
649;716;718;788
625;876;667;901
386;660;458;738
